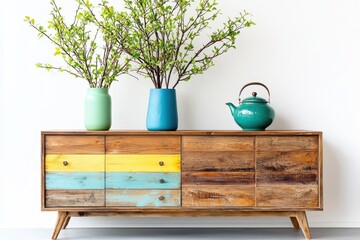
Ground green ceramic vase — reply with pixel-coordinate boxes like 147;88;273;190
84;88;111;131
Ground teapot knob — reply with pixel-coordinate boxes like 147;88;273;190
252;92;257;97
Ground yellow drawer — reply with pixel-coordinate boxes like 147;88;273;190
106;154;180;172
45;154;104;172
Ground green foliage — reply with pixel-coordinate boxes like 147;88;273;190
25;0;131;88
99;0;254;88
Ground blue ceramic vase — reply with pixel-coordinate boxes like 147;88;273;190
146;89;178;131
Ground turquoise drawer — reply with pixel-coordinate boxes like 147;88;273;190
46;172;104;190
106;172;180;189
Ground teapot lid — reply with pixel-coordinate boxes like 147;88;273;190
242;92;268;103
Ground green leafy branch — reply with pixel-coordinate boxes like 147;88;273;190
25;0;131;88
99;0;254;89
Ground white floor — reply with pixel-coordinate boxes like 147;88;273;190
1;228;360;240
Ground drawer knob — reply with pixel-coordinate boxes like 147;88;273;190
159;179;165;184
159;196;165;201
159;161;164;166
63;161;68;166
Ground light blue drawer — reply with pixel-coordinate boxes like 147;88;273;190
106;172;180;189
46;172;104;190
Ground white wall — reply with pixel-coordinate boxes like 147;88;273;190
1;0;360;228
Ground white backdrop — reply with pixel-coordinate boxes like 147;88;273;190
1;0;360;228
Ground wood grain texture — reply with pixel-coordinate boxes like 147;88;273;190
256;136;319;151
45;135;104;154
182;136;254;152
106;136;180;154
106;172;180;189
45;154;104;172
52;211;68;239
256;151;318;173
182;172;255;185
182;151;254;172
46;172;104;190
182;185;255;207
256;186;319;208
46;190;105;207
257;173;318;185
106;154;180;172
106;190;180;207
296;211;311;239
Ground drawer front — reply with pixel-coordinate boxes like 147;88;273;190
45;135;104;154
106;172;180;189
256;186;319;207
256;136;319;151
106;154;180;172
182;172;255;185
182;136;254;152
182;186;255;207
182;136;255;207
106;189;180;207
46;190;105;207
255;135;320;208
45;154;104;172
46;172;104;190
106;136;180;154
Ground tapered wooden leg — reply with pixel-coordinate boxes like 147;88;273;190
52;211;68;240
61;216;71;229
296;211;311;239
290;216;300;230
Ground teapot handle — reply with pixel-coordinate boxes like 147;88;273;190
239;82;271;104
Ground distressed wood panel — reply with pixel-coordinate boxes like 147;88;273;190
45;136;104;154
257;173;318;185
256;186;319;207
182;151;254;172
106;155;180;172
182;136;254;152
106;172;180;189
256;151;318;173
182;185;255;207
182;172;255;185
256;136;319;152
106;190;180;207
46;190;104;207
106;136;180;154
46;172;104;190
45;155;104;172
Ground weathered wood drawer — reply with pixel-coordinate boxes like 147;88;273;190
46;190;105;207
106;136;180;154
182;186;255;207
106;154;180;172
182;136;256;207
255;135;320;208
106;172;180;189
106;190;180;207
45;135;104;154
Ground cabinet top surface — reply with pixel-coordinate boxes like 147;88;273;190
41;130;322;136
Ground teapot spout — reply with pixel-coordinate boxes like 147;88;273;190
226;102;236;116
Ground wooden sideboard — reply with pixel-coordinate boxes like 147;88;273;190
41;130;323;239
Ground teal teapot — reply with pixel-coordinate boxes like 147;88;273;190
226;82;275;131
